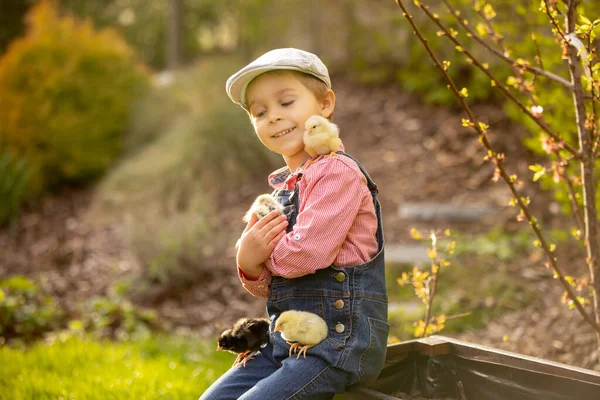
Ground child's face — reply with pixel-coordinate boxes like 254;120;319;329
246;71;334;168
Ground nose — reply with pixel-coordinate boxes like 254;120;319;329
268;109;282;124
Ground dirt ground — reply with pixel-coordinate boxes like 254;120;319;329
1;77;598;370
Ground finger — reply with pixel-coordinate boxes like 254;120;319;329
258;213;287;234
267;230;286;251
253;210;283;230
243;213;259;233
264;220;289;242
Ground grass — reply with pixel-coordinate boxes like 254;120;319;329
386;228;537;341
0;335;234;400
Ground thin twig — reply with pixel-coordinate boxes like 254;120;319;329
532;33;545;87
472;0;539;105
441;0;573;90
543;0;569;43
422;260;440;338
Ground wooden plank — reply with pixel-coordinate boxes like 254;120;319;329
335;387;400;400
386;336;451;358
435;335;600;385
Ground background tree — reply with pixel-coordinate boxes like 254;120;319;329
0;0;36;54
394;0;600;362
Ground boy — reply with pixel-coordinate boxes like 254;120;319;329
201;48;388;400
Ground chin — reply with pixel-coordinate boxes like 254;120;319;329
278;143;305;157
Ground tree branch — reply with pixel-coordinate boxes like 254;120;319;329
440;0;574;90
424;1;581;158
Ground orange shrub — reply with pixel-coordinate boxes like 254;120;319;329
0;1;150;190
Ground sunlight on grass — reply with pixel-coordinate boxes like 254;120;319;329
0;335;234;399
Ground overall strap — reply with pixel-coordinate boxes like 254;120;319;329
336;151;385;250
336;152;378;194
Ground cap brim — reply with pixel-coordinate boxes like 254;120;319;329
226;65;328;110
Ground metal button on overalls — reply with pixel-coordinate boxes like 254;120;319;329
335;323;345;333
333;299;345;309
335;272;345;282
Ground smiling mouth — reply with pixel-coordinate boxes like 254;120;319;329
272;127;295;138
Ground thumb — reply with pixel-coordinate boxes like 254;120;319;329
243;212;259;233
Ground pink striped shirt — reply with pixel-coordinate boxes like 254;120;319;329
238;154;378;298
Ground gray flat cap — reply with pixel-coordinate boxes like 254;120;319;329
226;48;331;110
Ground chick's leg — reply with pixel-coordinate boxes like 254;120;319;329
287;342;316;359
233;350;258;367
295;344;316;359
286;341;300;357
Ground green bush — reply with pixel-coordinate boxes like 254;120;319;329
73;295;161;341
0;276;64;344
0;150;34;225
0;1;149;192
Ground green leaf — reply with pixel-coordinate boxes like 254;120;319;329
533;169;546;181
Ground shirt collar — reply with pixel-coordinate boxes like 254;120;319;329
267;142;345;189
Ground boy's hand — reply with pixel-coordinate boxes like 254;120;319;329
236;210;288;278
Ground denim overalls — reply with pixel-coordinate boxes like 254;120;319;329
200;152;389;400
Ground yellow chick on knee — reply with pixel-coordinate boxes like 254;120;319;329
274;310;328;359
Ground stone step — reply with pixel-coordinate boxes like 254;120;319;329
399;202;499;222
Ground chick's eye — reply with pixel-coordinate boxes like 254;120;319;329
312;125;317;129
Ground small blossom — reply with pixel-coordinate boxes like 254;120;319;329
531;105;544;117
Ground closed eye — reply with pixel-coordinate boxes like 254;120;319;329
282;100;294;107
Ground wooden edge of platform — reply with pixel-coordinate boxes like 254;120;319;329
385;335;600;385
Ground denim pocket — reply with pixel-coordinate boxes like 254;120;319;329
358;317;390;384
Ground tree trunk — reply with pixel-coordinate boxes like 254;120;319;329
166;0;183;71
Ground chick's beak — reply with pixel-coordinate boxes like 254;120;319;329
217;345;223;350
273;326;281;333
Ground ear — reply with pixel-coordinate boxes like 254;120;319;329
320;89;336;118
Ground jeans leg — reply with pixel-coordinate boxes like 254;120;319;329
199;350;278;400
238;355;352;400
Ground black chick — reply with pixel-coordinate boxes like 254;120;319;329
217;317;270;367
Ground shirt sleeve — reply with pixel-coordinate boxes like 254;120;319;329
265;158;368;278
237;264;271;298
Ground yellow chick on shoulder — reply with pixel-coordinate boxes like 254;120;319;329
274;310;328;359
303;115;342;158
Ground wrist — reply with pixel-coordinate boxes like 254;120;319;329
239;263;263;280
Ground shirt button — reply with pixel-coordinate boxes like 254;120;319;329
335;272;346;282
293;234;301;241
335;323;345;334
333;299;344;309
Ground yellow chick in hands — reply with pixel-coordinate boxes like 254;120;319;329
274;310;328;359
243;194;284;223
303;115;342;158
